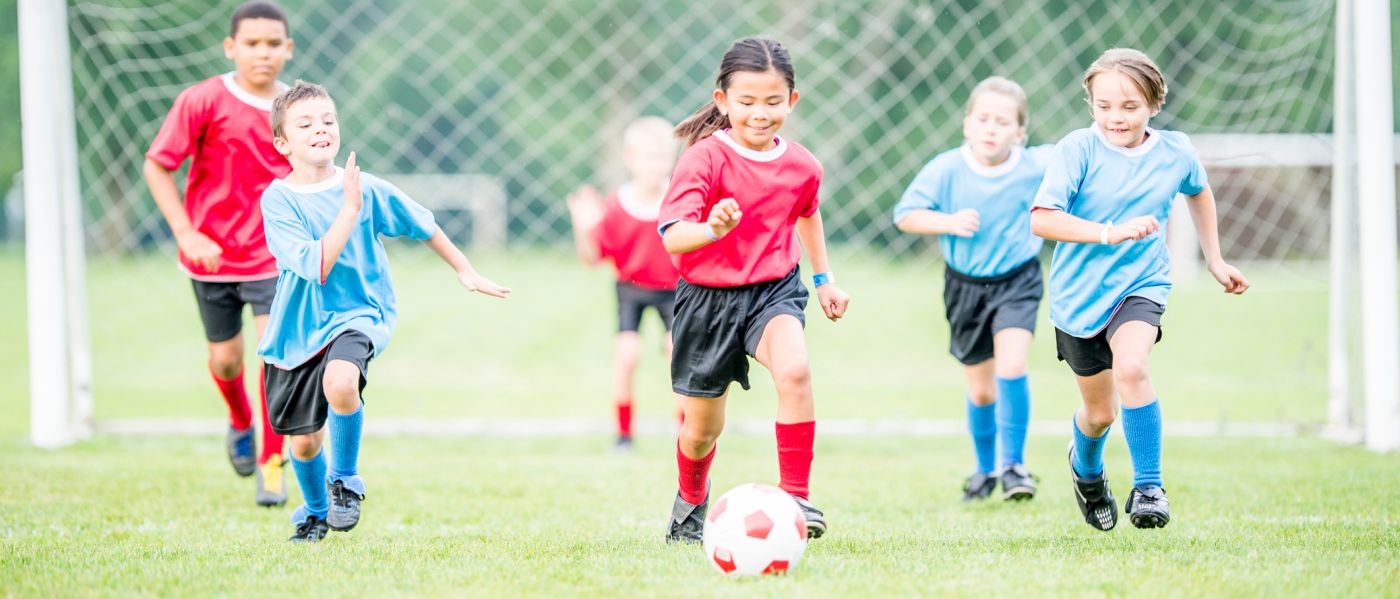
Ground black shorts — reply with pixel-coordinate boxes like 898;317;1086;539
262;331;374;436
616;281;676;333
191;278;277;342
670;266;807;398
1055;296;1165;377
944;259;1043;365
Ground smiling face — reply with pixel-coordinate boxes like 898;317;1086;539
223;17;292;91
714;69;799;152
273;97;340;168
962;91;1026;166
1088;70;1159;148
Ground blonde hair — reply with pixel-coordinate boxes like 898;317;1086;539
623;116;675;151
1082;48;1167;109
965;76;1029;127
270;80;332;139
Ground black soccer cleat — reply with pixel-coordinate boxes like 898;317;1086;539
665;491;708;545
611;435;634;454
327;479;364;532
226;426;256;477
1068;442;1117;531
791;495;827;540
289;515;329;543
1001;463;1039;502
1126;485;1171;529
962;471;998;502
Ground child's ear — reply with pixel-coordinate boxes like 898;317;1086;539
223;37;236;60
273;136;290;157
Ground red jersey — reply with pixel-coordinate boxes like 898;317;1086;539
658;131;822;287
146;73;291;281
595;184;679;291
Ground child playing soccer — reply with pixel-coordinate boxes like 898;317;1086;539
565;116;681;451
144;1;294;507
660;37;851;544
894;76;1050;503
259;81;510;542
1030;49;1249;531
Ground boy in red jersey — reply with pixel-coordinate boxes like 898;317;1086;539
143;1;294;507
661;38;850;545
566;116;681;451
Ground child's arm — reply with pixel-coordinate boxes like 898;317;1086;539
318;152;365;280
565;185;604;265
1030;208;1160;245
1185;185;1250;294
144;159;223;271
796;210;851;322
661;198;741;254
895;208;980;237
421;228;511;298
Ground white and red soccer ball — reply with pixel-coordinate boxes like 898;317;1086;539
702;483;808;576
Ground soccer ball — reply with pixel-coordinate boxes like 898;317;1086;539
702;483;808;576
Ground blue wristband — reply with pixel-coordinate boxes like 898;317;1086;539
705;228;721;241
812;272;834;287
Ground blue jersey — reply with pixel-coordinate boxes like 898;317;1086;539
1032;125;1208;337
257;168;437;369
893;144;1050;278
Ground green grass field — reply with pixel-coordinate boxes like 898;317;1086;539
3;248;1396;596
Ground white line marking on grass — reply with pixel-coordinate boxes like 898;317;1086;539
94;418;1315;438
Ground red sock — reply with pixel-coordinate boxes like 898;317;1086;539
257;363;284;463
776;421;815;499
616;400;633;437
210;364;253;431
676;440;715;505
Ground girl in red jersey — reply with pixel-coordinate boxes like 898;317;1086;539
659;37;850;544
566;116;682;451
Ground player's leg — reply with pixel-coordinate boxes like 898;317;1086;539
669;391;726;544
611;331;641;449
323;356;366;532
250;313;288;506
1109;319;1170;528
992;327;1036;500
754;314;825;538
961;359;999;501
287;429;330;542
1056;326;1119;531
194;281;257;477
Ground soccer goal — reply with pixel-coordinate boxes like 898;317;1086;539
16;0;1399;450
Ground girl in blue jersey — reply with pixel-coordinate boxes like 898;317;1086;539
1030;49;1249;531
895;76;1049;503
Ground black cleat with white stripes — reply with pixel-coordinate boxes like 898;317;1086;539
1068;442;1117;531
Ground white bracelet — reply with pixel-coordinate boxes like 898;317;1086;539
1100;220;1113;244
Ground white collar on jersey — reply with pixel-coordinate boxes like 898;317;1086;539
272;166;345;194
715;129;788;162
960;144;1022;177
1091;122;1161;157
616;182;663;221
221;72;290;111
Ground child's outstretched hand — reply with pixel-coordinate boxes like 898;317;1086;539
817;284;851;322
343;151;363;212
1108;215;1160;244
707;198;743;240
457;270;511;299
566;184;604;231
947;208;980;237
1209;262;1250;295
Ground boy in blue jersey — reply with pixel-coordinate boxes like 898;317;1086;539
1031;49;1248;531
258;81;510;542
895;77;1050;502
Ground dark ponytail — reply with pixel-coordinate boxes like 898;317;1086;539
674;37;796;147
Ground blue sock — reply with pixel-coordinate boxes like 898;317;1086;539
968;398;996;474
996;375;1031;467
1072;416;1110;479
328;404;363;481
1122;399;1164;489
291;450;328;518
